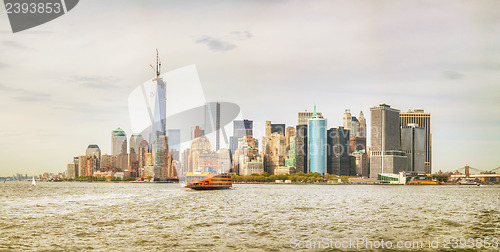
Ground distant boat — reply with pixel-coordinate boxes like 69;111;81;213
32;177;36;186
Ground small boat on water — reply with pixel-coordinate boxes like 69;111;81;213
185;170;232;190
32;177;36;186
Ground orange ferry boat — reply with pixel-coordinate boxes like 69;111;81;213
185;171;232;190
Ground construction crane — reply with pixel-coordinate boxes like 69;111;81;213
150;49;161;77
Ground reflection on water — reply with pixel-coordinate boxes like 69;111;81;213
1;182;499;250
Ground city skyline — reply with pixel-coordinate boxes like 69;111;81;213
1;0;500;176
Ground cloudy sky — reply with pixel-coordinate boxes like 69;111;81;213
1;0;499;176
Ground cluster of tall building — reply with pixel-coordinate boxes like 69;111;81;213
66;102;431;180
226;104;431;179
66;128;181;179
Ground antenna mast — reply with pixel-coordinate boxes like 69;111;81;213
150;49;161;77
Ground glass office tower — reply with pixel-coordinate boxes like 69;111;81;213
307;105;327;174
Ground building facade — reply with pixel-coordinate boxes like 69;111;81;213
400;109;431;174
111;128;127;171
308;106;327;174
370;104;407;178
298;111;323;125
401;124;425;173
295;124;308;173
327;127;351;176
229;119;253;157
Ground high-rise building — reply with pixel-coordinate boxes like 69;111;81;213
369;104;407;178
100;154;117;171
149;64;167;161
78;155;86;177
154;135;169;178
111;128;127;170
349;136;366;154
285;126;295;150
86;145;101;159
129;133;143;175
204;102;222;150
401;124;425;173
265;121;271;137
285;136;296;171
343;109;366;138
295;124;308;173
188;136;211;172
229;120;253;156
192;126;203;139
232;136;259;174
327;127;351;175
344;110;366;154
138;140;149;175
271;123;286;135
234;119;253;137
167;129;181;151
72;156;79;177
262;132;286;174
343;109;353;134
358;111;366;138
352;150;370;177
400;109;432;174
298;111;323;125
67;163;77;178
85;155;99;176
181;148;191;175
308;106;327;174
217;148;231;173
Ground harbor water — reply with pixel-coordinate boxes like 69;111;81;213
1;182;499;250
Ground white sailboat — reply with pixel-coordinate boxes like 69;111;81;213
32;176;36;186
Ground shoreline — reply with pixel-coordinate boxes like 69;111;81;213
15;180;493;186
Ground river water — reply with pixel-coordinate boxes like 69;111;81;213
1;182;499;251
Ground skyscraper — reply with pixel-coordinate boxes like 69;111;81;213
285;136;296;171
262;132;286;174
369;104;407;178
400;109;432;174
167;129;181;151
85;145;101;175
188;136;211;172
144;51;168;176
192;126;203;139
352;150;370;177
271;123;286;135
111;128;128;171
229;119;253;156
308;105;327;174
265;121;271;137
295;124;308;173
358;111;366;138
298;111;323;125
327;127;351;175
86;145;101;159
232;135;259;174
401;124;425;173
285;126;295;149
129;133;143;175
138;140;149;176
233;119;253;137
217;148;231;174
342;109;353;134
344;109;366;153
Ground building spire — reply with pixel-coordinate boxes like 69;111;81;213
312;104;317;117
